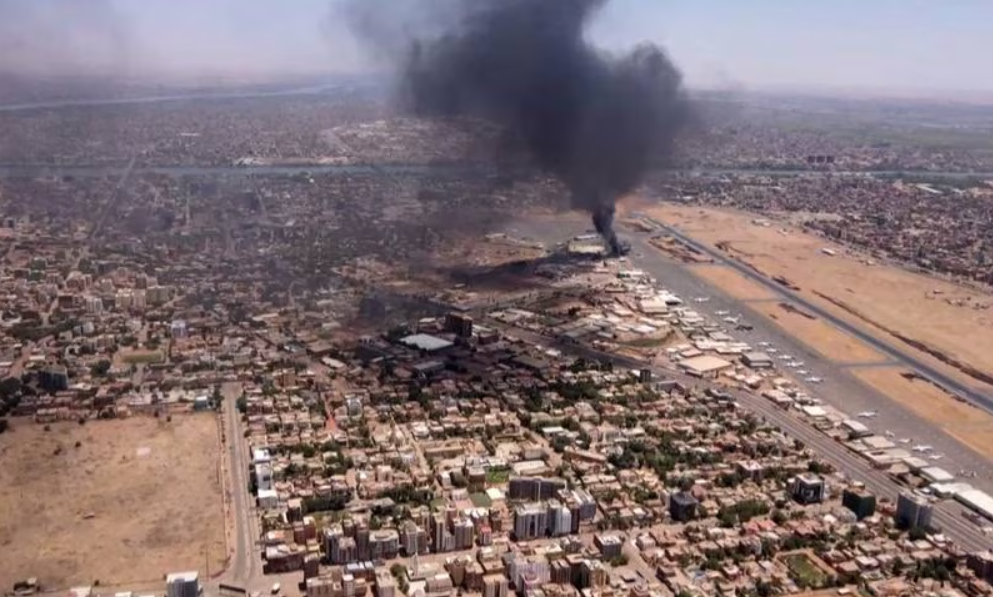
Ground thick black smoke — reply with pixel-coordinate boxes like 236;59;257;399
340;0;689;255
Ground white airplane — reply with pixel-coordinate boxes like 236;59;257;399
884;430;895;438
715;310;730;316
857;410;878;419
913;444;934;453
794;361;805;367
694;296;710;303
722;316;740;324
930;453;944;461
758;341;770;347
767;348;779;354
899;438;911;444
798;369;809;375
805;376;823;383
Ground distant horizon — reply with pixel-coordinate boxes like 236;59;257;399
3;68;993;107
1;0;992;104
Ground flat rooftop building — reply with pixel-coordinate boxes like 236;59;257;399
401;334;454;352
679;355;734;378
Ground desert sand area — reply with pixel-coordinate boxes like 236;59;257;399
686;264;781;302
0;415;226;589
755;300;890;365
853;367;993;459
642;204;993;387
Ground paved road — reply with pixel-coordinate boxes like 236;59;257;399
635;213;993;414
487;312;992;553
609;231;993;487
222;383;259;584
495;218;993;551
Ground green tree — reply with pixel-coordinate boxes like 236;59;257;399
90;359;112;377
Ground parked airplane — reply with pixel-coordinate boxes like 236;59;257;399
913;445;934;453
722;316;740;324
857;411;878;418
804;376;823;383
715;310;730;316
798;370;809;376
694;296;710;303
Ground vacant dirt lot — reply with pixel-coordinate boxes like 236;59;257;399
0;415;225;588
687;264;780;301
854;367;993;459
757;302;889;365
644;204;993;393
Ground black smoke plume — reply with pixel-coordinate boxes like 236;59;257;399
340;0;689;255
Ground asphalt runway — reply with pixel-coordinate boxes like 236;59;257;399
504;216;993;545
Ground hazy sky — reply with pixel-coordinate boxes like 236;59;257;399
1;0;990;94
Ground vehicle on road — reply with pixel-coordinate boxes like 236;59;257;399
271;584;281;595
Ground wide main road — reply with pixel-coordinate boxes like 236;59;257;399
482;313;991;552
221;383;260;584
636;213;993;416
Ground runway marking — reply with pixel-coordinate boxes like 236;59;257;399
839;361;900;369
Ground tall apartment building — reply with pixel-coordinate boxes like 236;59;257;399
482;575;508;597
509;477;566;501
165;572;199;597
513;502;549;541
790;474;826;505
548;500;573;537
896;492;933;530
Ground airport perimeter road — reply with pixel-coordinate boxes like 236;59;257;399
487;317;992;552
617;231;993;487
222;384;260;584
636;214;993;414
737;392;991;552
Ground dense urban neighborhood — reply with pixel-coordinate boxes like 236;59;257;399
3;74;993;597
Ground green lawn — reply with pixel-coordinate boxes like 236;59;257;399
121;350;165;364
486;469;511;484
430;497;446;511
470;492;493;508
784;554;828;588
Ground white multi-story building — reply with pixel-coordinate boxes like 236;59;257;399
165;572;199;597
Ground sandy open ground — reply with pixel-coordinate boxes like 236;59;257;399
0;415;225;588
853;367;993;458
757;301;889;365
646;204;993;388
687;264;780;301
641;203;993;459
